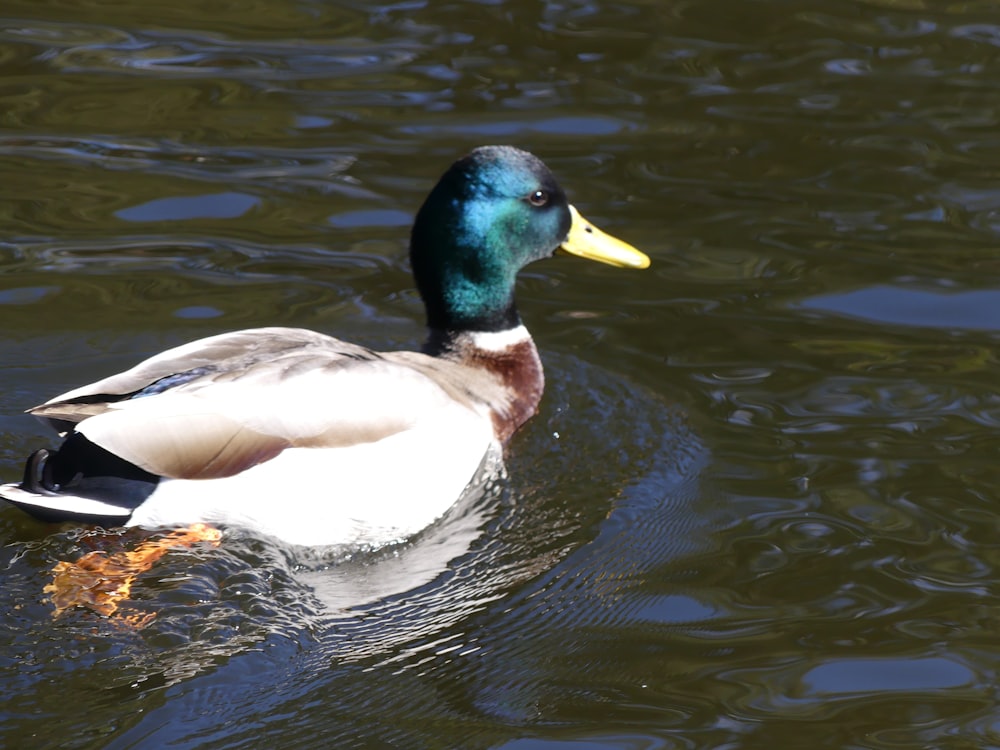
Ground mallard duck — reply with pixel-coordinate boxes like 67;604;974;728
0;146;649;547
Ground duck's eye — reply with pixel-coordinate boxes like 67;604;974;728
527;189;549;207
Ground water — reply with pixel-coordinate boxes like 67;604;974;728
3;0;1000;747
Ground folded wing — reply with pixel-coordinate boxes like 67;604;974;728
28;327;501;480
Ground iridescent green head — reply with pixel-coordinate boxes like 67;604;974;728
410;146;649;333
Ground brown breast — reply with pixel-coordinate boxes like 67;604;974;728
463;338;544;443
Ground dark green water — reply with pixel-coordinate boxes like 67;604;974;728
3;0;1000;747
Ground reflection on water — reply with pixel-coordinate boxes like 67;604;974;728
802;657;974;696
801;284;1000;331
4;0;1000;747
116;193;261;222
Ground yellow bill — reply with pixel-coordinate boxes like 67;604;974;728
559;205;650;269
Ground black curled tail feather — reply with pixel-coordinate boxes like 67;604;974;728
22;448;50;492
3;434;160;526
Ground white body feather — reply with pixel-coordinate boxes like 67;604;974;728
131;418;498;548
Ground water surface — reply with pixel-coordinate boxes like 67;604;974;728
3;0;1000;747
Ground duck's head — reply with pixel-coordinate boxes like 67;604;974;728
410;146;650;333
